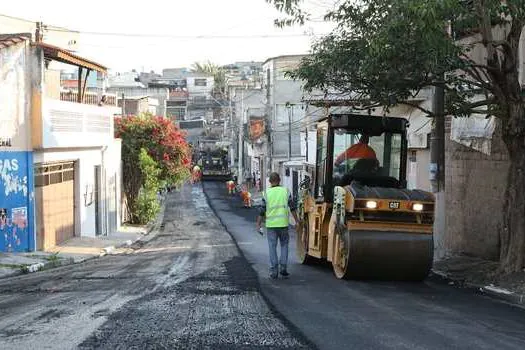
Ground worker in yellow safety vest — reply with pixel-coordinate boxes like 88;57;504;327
256;172;299;279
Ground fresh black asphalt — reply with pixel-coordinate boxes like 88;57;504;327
1;182;524;349
0;185;312;349
203;180;525;350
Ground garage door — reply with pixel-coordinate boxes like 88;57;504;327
35;162;75;250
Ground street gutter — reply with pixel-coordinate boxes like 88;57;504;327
429;270;525;309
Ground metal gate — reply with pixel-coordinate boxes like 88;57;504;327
34;161;75;250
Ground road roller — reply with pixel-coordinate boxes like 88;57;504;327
296;114;434;280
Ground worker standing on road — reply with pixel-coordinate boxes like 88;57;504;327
256;172;299;279
226;179;235;195
192;165;201;183
240;184;252;208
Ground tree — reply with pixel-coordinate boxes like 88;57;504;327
191;61;228;97
115;114;191;223
269;0;525;273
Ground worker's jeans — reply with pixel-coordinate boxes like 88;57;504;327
267;227;289;276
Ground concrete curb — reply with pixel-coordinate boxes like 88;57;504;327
0;196;167;280
2;255;77;279
430;269;525;308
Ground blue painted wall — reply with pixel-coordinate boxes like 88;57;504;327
0;151;35;252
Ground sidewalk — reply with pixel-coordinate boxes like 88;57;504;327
0;198;166;280
432;255;525;307
0;225;149;279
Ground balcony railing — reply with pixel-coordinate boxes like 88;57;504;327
41;98;120;149
60;90;118;106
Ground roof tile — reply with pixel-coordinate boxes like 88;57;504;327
0;34;30;50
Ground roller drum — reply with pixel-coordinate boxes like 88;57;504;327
345;230;433;281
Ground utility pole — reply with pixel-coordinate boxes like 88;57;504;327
430;80;445;192
229;89;234;168
305;126;308;163
35;22;44;43
121;93;125;116
430;21;450;193
237;89;244;185
287;103;292;161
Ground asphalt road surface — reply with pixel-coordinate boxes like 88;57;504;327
203;180;525;350
0;185;312;350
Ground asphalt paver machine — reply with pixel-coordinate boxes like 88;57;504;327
297;114;435;280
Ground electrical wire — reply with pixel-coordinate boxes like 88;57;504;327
0;13;35;23
46;26;326;40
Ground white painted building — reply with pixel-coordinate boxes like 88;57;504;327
262;55;325;195
107;85;169;117
186;75;214;98
35;98;122;247
0;34;122;251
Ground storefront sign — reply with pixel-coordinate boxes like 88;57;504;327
0;137;12;147
249;118;265;141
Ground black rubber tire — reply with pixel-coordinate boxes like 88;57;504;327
296;214;314;265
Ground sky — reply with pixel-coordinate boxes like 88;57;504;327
1;0;337;73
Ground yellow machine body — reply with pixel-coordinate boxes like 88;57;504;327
296;114;435;280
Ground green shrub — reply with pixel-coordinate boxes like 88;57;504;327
135;189;160;224
131;149;162;224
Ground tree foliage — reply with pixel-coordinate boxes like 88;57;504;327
271;0;524;118
269;0;525;272
115;114;191;223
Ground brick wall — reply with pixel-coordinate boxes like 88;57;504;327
444;117;509;260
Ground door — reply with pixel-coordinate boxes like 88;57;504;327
34;161;75;250
94;165;102;236
107;173;118;234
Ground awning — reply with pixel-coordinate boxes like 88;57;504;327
36;42;107;73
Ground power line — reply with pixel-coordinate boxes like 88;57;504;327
46;27;327;40
0;13;79;32
0;13;36;23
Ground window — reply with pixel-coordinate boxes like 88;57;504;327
315;122;329;198
266;68;271;97
166;100;186;107
167;107;186;120
332;129;403;184
34;162;75;187
194;78;207;87
193;96;207;103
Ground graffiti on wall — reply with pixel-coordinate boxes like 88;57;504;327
0;152;33;252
